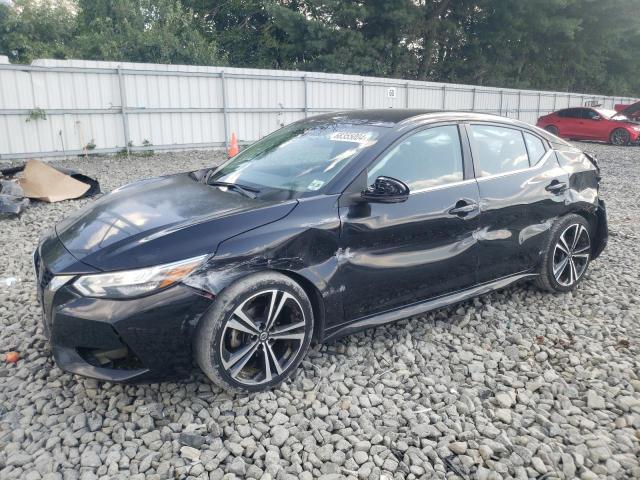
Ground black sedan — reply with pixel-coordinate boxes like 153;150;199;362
35;110;608;392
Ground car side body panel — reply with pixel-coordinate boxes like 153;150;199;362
473;150;571;282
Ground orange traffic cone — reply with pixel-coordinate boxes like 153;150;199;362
228;133;239;158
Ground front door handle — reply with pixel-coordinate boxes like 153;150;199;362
449;201;478;216
545;181;567;194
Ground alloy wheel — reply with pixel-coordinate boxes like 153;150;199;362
611;129;629;146
219;289;307;386
553;223;590;287
545;126;559;136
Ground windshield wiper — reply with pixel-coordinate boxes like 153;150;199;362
207;180;259;199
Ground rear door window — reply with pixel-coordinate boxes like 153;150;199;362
468;125;529;177
558;109;580;118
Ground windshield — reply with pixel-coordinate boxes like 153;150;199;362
598;109;629;120
208;120;386;199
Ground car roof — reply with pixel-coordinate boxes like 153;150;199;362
309;109;535;128
307;109;570;147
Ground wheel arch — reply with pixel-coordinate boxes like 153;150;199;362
561;206;606;259
276;269;326;344
609;126;631;144
190;265;328;344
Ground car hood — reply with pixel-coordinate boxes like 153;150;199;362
56;172;297;271
622;102;640;119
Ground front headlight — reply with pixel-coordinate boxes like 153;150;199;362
73;255;207;299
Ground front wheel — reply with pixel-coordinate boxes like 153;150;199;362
610;128;630;146
535;215;592;293
194;272;314;393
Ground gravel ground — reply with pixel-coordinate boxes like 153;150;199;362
0;144;639;480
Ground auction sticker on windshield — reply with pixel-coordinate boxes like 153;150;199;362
329;131;373;143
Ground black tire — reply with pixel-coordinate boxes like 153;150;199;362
194;271;314;393
610;128;630;146
545;125;559;136
535;214;592;293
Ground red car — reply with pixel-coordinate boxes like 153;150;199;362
536;107;640;146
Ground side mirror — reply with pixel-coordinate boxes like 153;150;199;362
361;176;409;203
592;115;601;121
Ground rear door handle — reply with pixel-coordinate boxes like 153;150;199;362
545;181;567;193
449;201;478;216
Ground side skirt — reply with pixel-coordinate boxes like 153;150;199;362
323;272;537;343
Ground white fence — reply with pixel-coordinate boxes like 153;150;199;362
0;58;637;161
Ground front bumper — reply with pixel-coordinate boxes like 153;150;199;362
35;242;214;383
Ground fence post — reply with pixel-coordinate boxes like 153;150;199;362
117;68;131;154
303;75;309;118
361;79;365;109
499;89;504;116
517;91;521;120
221;71;229;149
536;92;541;119
442;84;447;109
471;87;476;111
405;82;410;108
553;93;557;111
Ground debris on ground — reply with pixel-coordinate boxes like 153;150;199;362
4;351;20;363
0;159;101;218
0;277;20;288
17;160;96;202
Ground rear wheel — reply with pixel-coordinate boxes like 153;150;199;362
610;128;630;146
545;125;559;136
195;272;314;393
536;215;591;293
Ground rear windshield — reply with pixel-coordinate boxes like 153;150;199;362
209;120;386;198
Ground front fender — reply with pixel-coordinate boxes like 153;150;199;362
182;195;344;338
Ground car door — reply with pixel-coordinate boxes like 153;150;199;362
557;108;582;138
578;108;605;140
337;124;481;320
465;123;571;283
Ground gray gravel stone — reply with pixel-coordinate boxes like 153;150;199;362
270;425;289;447
79;450;101;468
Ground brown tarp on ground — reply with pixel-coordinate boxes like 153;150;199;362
17;159;90;202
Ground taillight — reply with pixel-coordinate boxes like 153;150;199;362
584;152;600;172
584;152;601;183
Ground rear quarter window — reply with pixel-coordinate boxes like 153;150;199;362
524;133;546;165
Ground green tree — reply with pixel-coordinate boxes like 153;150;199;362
0;0;76;63
1;0;638;96
73;0;222;65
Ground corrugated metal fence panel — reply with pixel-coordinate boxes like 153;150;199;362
1;58;638;160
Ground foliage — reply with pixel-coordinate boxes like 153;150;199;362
0;0;75;63
1;0;639;96
25;108;47;122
